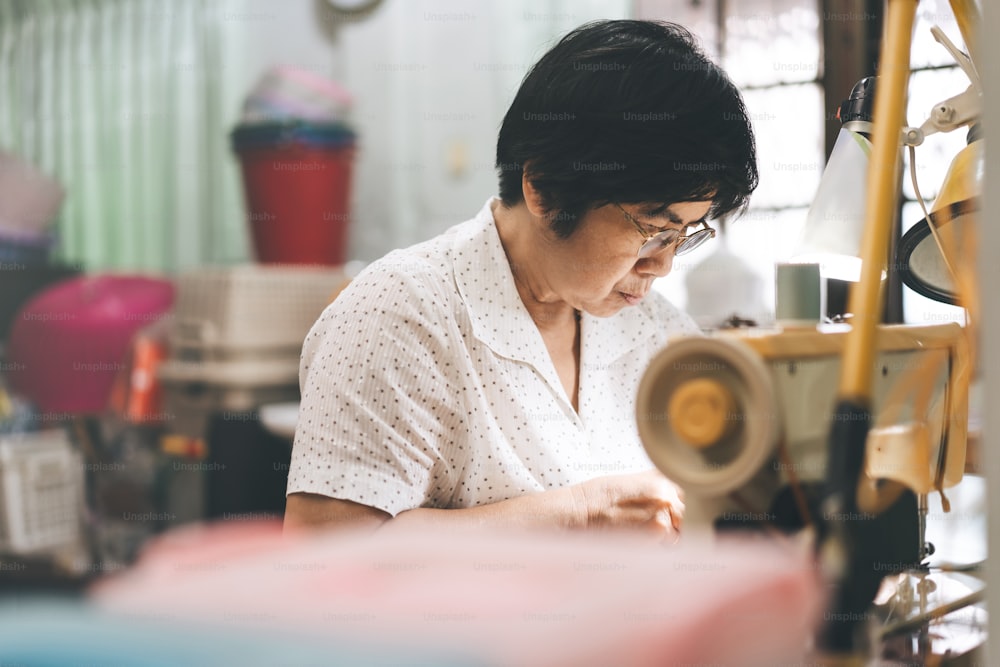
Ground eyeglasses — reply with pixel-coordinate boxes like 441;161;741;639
615;203;716;258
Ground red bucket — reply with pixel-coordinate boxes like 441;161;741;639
231;122;356;265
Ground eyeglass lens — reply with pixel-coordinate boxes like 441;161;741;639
638;228;711;258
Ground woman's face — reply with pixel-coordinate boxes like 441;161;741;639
538;200;714;318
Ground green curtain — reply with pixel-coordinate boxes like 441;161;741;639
0;0;249;273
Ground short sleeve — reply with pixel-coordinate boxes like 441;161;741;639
287;257;465;516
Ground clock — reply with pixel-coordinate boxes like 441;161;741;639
324;0;383;15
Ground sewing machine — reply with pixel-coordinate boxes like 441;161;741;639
637;1;985;662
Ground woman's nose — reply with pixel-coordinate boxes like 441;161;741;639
635;246;675;277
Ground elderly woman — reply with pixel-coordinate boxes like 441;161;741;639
284;20;757;539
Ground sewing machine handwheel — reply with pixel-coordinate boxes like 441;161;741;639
636;336;781;495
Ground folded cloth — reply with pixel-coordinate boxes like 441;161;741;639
0;599;476;667
0;149;65;236
92;521;822;667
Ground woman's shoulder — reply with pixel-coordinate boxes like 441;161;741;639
343;202;497;305
318;213;492;335
302;244;460;356
332;249;453;323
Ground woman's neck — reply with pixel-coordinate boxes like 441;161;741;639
493;201;579;333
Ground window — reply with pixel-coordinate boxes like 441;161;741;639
639;0;824;323
642;0;974;327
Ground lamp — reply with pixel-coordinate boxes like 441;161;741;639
898;23;982;307
898;128;983;304
792;78;875;284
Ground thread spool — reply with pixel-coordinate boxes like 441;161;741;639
775;262;824;327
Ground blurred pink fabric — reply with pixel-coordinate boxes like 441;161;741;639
92;521;822;667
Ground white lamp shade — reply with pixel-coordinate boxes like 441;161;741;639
792;128;872;282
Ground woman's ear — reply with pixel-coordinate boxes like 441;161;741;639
521;164;548;219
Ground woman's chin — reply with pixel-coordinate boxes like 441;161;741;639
581;301;627;318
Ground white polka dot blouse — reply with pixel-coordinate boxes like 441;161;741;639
287;197;701;516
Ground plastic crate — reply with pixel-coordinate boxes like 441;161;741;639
160;380;300;439
157;356;300;387
170;265;347;354
0;429;84;555
157;353;301;438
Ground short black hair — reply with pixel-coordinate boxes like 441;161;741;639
496;20;758;237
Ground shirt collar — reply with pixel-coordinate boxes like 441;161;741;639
451;198;553;373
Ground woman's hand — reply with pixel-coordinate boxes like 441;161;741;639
287;470;685;539
570;469;685;540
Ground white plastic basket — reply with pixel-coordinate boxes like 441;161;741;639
0;429;84;555
170;264;348;354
